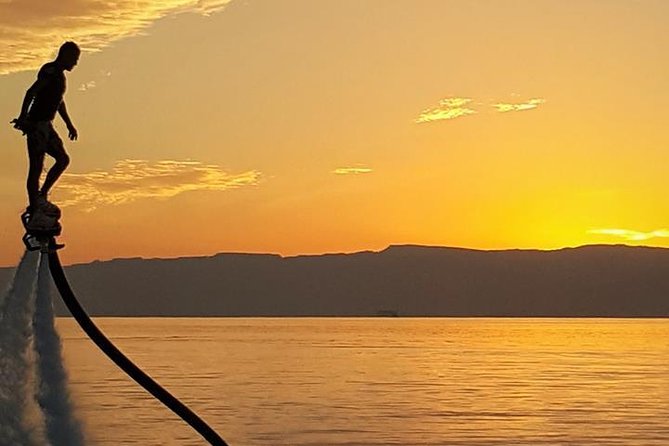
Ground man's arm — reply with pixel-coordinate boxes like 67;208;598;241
58;101;78;141
11;79;46;132
18;84;37;118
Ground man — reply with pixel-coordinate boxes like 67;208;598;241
11;41;80;219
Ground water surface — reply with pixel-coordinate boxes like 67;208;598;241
58;318;669;445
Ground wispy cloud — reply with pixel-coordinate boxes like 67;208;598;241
0;0;232;75
493;98;545;113
332;166;373;175
57;159;260;211
415;97;476;123
589;228;669;241
78;70;112;92
78;81;96;92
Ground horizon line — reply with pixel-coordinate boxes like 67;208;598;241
3;242;662;269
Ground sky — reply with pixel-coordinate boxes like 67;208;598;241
0;0;668;266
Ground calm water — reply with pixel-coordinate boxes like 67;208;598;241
57;318;669;446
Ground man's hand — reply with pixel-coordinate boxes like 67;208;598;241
67;124;78;141
10;116;29;135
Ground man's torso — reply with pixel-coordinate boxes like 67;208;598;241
28;62;66;122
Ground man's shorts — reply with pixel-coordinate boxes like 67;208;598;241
26;121;67;159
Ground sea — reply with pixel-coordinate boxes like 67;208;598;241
58;317;669;446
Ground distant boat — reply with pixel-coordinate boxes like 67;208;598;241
375;310;399;317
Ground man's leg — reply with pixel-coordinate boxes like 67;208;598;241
41;129;70;198
26;137;45;209
40;153;69;197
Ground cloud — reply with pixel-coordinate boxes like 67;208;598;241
588;228;669;241
415;97;476;123
332;166;373;175
77;80;95;92
416;95;546;123
0;0;232;75
493;98;545;113
57;159;261;211
77;70;111;92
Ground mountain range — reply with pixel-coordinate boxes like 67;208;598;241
0;245;667;317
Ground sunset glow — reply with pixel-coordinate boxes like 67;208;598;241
1;0;668;266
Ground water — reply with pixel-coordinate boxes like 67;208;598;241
57;318;669;446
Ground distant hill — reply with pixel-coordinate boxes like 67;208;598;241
1;245;668;317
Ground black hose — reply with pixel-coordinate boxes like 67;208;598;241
47;250;229;446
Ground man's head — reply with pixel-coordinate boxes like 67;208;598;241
57;41;80;71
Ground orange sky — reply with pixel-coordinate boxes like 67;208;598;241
1;0;668;266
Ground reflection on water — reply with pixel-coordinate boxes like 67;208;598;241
58;318;669;445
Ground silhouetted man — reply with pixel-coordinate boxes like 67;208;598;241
11;41;80;215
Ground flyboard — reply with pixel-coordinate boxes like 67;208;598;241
21;203;63;253
22;205;229;445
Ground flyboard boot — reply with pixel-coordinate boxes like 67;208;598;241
33;194;61;218
22;196;64;253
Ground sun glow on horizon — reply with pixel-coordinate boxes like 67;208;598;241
589;229;669;242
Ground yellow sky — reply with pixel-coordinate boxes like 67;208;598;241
1;0;668;266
